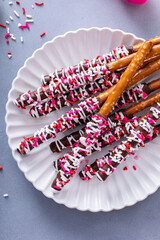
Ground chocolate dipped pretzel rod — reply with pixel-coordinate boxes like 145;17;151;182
51;41;153;192
29;55;160;118
42;36;160;86
15;42;160;109
95;103;160;181
15;46;129;109
52;91;160;174
41;45;130;86
29;71;121;118
50;78;160;153
53;117;139;171
81;123;160;181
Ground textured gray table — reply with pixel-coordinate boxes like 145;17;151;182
1;0;160;239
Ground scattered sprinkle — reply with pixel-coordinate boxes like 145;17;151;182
20;36;23;42
25;19;34;23
0;24;6;28
8;1;13;5
134;155;139;160
11;36;16;41
0;166;3;171
133;165;137;171
5;33;10;38
18;23;21;27
8;52;12;59
26;14;32;18
16;1;20;4
7;27;10;34
123;166;128;171
9;16;13;21
35;2;44;6
6;21;10;25
14;10;20;18
32;5;34;9
6;40;9;44
20;22;30;29
40;32;45;37
22;7;25;15
3;194;9;198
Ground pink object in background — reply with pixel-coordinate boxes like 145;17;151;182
123;0;147;4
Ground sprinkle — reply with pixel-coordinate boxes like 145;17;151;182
0;166;3;171
3;194;9;198
18;23;21;27
9;1;13;5
7;28;10;34
40;32;45;37
14;10;20;18
20;36;23;42
11;36;16;41
134;155;139;160
32;5;34;9
5;33;10;38
0;24;6;28
6;21;10;25
16;1;20;4
6;40;9;44
123;166;128;171
35;2;44;6
8;52;12;59
22;7;25;15
9;16;14;21
25;19;34;23
133;165;137;171
26;14;32;18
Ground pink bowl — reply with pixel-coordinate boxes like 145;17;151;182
123;0;147;4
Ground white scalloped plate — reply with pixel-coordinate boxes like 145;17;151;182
6;27;160;212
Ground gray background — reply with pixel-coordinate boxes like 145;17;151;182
0;0;160;239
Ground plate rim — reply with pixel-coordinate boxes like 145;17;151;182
6;26;159;212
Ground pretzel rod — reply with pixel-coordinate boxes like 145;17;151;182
29;71;121;118
95;103;160;181
30;57;160;118
50;79;160;153
41;46;130;86
15;46;130;109
133;36;160;52
17;97;102;154
51;91;160;191
108;43;160;73
80;124;160;181
53;117;140;170
42;36;160;86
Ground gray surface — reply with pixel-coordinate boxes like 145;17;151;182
0;0;160;239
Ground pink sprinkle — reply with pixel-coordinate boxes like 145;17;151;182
134;155;139;160
0;166;3;171
6;40;9;44
133;165;137;171
53;185;60;190
5;33;10;38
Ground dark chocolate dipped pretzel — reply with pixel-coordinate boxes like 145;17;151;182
29;71;121;118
